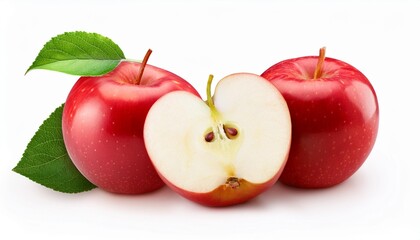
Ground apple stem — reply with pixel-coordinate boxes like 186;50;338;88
136;49;153;85
313;47;326;80
206;74;220;121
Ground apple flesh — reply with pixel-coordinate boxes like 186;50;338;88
144;73;291;206
62;60;200;194
261;48;379;188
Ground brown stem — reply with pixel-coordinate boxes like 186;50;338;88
136;49;153;85
313;47;326;79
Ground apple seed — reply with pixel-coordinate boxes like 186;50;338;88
223;125;238;139
204;131;215;142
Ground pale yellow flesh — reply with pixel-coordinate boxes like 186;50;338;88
144;73;291;193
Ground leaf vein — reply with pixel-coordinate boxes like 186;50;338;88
18;153;68;170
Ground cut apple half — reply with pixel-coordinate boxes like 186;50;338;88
144;73;291;207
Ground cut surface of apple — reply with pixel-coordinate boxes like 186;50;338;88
144;73;291;206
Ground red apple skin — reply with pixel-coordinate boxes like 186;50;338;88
262;56;379;188
157;163;286;207
62;61;200;194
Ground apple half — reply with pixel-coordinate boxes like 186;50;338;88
144;73;291;207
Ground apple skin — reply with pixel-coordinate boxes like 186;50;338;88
62;61;200;194
158;163;285;207
262;56;379;188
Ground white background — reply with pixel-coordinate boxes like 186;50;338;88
0;0;419;239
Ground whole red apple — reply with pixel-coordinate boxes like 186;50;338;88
62;51;200;194
261;48;379;188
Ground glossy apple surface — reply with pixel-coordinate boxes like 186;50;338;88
262;51;379;188
62;61;200;194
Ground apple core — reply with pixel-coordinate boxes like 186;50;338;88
203;75;243;186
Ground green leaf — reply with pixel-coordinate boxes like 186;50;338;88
26;31;125;76
13;104;96;193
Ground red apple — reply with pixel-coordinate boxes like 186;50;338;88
261;47;379;188
62;50;200;194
